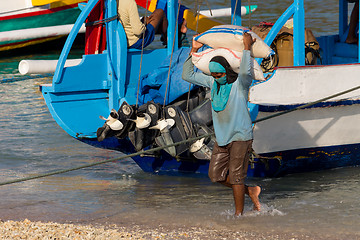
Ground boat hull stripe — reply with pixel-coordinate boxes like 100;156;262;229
0;3;79;21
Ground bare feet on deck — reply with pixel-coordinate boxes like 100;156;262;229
346;36;358;44
248;186;261;211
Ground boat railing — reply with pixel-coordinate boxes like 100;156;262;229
261;0;305;67
260;0;360;66
106;0;127;110
53;0;100;85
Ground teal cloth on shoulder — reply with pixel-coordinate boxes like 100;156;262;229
209;61;232;112
211;78;233;112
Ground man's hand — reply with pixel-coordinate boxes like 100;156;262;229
141;16;151;24
190;34;204;54
243;32;256;50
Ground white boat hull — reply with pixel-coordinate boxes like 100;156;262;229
250;64;360;155
249;63;360;105
253;103;360;154
0;24;85;43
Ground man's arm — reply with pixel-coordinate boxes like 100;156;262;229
239;32;256;89
129;0;146;36
182;37;213;88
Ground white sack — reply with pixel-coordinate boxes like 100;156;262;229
194;25;274;59
192;47;265;81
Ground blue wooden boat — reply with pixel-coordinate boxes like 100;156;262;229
40;0;360;177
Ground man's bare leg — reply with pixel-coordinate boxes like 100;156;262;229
220;175;261;214
245;186;261;211
180;19;187;34
346;1;359;44
147;9;165;32
232;184;245;216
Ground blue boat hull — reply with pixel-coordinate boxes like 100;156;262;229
40;0;360;178
81;137;360;177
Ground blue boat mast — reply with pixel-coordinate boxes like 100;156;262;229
231;0;242;25
293;0;305;66
167;0;178;55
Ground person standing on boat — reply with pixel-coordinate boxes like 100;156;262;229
118;0;187;49
182;32;261;216
118;0;168;49
346;0;359;44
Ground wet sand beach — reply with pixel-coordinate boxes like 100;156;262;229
0;219;264;240
0;219;312;240
0;218;356;240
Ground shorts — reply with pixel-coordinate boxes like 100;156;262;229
129;24;155;49
208;140;252;185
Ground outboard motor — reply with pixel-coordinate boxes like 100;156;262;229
96;101;136;142
96;109;123;141
115;101;136;139
190;124;215;160
153;105;195;157
128;101;162;151
189;99;212;127
188;98;215;160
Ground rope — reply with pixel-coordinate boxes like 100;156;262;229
204;0;213;17
186;0;201;112
2;82;360;187
135;0;150;110
85;15;118;27
248;0;252;29
0;6;38;15
185;83;195;138
183;0;204;133
183;0;204;136
232;0;239;25
162;2;182;111
0;132;213;187
195;0;201;33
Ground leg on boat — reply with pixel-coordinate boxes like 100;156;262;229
346;1;359;44
146;9;168;36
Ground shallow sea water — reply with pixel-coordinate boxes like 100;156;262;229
1;0;360;239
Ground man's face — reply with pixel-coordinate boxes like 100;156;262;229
210;72;226;79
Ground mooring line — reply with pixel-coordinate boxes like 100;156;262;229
0;133;213;187
1;84;360;186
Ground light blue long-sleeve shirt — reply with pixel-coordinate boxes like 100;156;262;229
182;50;253;146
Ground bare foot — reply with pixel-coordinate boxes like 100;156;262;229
346;36;358;44
248;186;261;211
180;19;187;34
